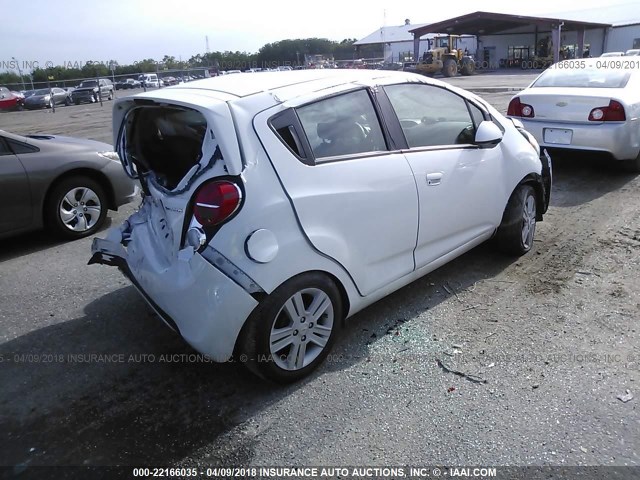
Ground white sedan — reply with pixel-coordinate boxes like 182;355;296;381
90;70;551;382
507;59;640;171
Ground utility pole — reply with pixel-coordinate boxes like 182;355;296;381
11;57;26;91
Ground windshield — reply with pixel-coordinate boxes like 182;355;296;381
33;89;50;95
532;68;632;88
79;80;98;88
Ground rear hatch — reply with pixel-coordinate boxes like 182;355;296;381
113;89;244;259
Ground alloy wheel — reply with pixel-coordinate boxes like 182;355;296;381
521;194;536;250
269;288;334;371
59;187;102;232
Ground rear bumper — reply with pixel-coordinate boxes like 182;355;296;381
520;119;640;161
89;219;259;362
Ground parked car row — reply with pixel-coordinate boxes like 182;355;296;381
2;74;213;112
1;79;116;111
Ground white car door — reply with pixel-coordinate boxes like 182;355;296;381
255;88;419;296
383;83;506;268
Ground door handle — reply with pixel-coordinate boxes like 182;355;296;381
426;172;443;186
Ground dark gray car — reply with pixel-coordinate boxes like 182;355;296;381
0;130;137;240
24;88;71;109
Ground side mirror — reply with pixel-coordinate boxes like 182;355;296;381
474;121;503;148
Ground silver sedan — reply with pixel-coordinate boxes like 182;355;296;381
0;130;138;240
507;59;640;171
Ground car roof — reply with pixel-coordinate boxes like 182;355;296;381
169;69;423;102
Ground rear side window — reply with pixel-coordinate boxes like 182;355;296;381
297;89;387;160
269;108;311;164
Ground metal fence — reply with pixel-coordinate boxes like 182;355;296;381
3;68;213;92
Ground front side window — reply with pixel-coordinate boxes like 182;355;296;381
297;89;386;159
384;84;475;148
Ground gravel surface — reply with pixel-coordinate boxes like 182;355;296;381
0;74;638;475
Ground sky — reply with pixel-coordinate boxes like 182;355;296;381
2;0;639;72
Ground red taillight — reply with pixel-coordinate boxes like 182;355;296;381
193;180;241;227
507;97;535;118
588;100;626;122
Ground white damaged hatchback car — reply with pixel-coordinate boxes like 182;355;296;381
90;70;551;382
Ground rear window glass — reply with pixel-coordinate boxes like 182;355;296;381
297;89;387;159
532;68;632;88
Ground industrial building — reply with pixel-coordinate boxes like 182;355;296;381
355;5;640;67
354;19;476;64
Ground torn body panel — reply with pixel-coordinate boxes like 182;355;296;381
90;202;259;362
113;91;243;181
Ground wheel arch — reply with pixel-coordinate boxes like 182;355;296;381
256;269;351;323
41;168;116;223
514;173;545;221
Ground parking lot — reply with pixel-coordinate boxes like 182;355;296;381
0;72;639;472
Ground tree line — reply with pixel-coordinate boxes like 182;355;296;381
1;38;382;88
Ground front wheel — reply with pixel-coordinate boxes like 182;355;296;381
45;176;108;240
442;59;457;77
238;272;342;383
495;184;537;256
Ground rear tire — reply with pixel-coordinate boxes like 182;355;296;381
238;272;342;383
45;176;108;240
495;184;537;256
461;59;475;76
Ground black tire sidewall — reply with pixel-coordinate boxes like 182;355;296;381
443;59;457;77
240;272;342;383
496;184;537;255
46;176;107;240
